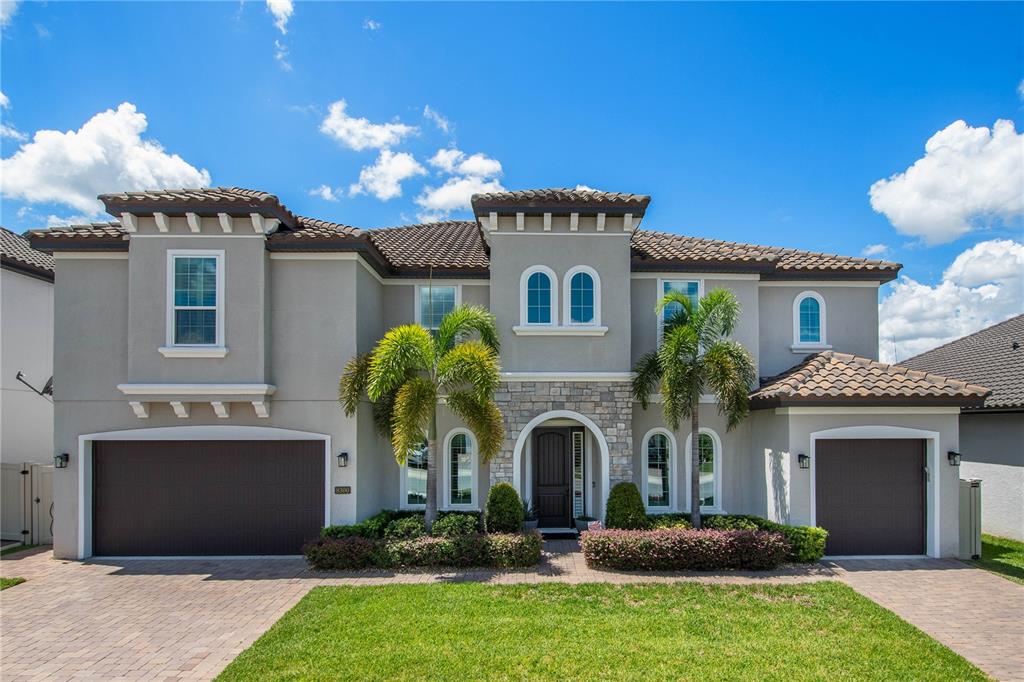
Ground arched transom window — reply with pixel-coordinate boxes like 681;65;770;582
792;291;827;348
697;433;716;508
646;432;671;509
527;272;552;324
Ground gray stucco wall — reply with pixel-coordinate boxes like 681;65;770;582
959;412;1023;541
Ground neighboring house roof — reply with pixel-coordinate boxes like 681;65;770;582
0;226;55;281
471;188;651;215
899;315;1024;411
368;221;489;274
749;350;991;408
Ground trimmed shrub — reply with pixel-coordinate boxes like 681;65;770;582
757;520;828;563
384;516;426;540
580;528;791;571
604;483;649;530
485;483;524;533
432;513;480;538
648;513;692;530
487;531;542;568
703;514;759;531
303;536;377;570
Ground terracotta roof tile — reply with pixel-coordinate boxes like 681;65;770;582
368;221;488;271
1;227;54;278
900;314;1024;410
750;351;990;408
472;188;650;214
99;186;299;228
267;216;363;242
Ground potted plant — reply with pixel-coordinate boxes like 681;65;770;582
575;516;599;533
522;499;539;531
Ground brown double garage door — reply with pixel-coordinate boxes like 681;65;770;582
815;439;926;556
93;440;324;556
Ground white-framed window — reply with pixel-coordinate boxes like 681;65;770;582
562;265;601;326
415;285;460;332
519;265;558;326
162;250;226;357
401;440;429;509
657;279;702;341
641;428;677;511
791;291;829;350
684;427;723;513
443;428;478;509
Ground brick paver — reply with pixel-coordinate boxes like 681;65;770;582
2;544;1020;680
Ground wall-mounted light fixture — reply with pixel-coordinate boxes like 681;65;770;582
797;453;810;469
947;451;962;467
54;452;69;469
337;451;349;468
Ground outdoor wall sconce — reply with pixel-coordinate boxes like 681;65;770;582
54;452;69;469
797;454;810;469
947;451;962;467
337;451;349;468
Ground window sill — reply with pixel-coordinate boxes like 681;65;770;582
159;346;229;358
790;343;831;353
513;325;608;337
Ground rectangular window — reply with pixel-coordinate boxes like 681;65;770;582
572;430;585;518
661;280;699;333
418;285;457;331
407;443;428;506
698;434;716;508
646;434;671;508
169;252;223;347
449;434;473;506
799;299;821;343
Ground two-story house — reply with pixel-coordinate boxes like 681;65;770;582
29;187;989;560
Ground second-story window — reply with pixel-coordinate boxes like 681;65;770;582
167;250;224;349
792;291;827;348
563;265;601;326
418;285;457;332
527;272;552;323
660;280;700;336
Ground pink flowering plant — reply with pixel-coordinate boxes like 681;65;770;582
580;527;791;571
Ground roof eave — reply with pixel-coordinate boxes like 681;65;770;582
0;257;55;282
101;198;298;230
750;395;989;410
28;237;128;253
471;202;649;217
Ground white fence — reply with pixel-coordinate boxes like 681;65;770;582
1;463;54;546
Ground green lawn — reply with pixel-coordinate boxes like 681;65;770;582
974;534;1024;585
218;582;985;681
0;577;26;590
0;543;38;557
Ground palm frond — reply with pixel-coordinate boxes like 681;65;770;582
390;377;436;464
371;388;398;438
694;288;741;347
338;353;371;417
703;339;757;430
655;290;695;334
436;340;500;402
367;324;435;401
434;305;500;355
631;350;662;410
447;390;505;462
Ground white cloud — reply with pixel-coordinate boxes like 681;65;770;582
363;18;381;31
0;102;211;215
349;150;426;201
309;184;341;202
34;23;49;38
422;105;450;134
320;99;417;152
428;148;463;173
426;147;501;177
1;0;19;27
266;0;292;34
415;176;504;220
861;243;890;258
575;184;600;192
274;39;292;71
0;91;8;108
879;239;1024;363
0;123;26;141
869;119;1024;245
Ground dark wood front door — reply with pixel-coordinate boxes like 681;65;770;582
533;428;572;528
815;439;926;556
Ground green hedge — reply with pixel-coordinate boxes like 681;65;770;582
604;483;648;529
322;510;481;540
304;531;542;570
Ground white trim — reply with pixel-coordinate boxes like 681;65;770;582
158;346;228;358
442;428;479;510
512;410;610;514
562;265;602;327
512;325;608;337
641;428;678;512
760;280;880;288
490;231;631;238
622;213;633;232
808;424;940;558
252;401;270;418
489;211;498;232
569;213;579;231
169;401;190;418
792;291;827;347
186;212;202;233
631;272;759;281
121;212;138;233
76;425;332;559
516;212;525;231
790;344;832;353
211;401;230;418
128;401;149;418
399;442;428;511
414;283;462;329
519;265;559;327
683;427;724;513
217;213;234;233
501;372;632;382
165;249;225;352
118;383;276;396
657;278;704;344
596;213;606;231
776;406;961;416
131;233;265;239
543;213;552;231
154;212;170;233
52;252;128;260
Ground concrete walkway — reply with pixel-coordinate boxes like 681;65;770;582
2;544;1021;681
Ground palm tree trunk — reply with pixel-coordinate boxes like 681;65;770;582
690;408;701;529
425;407;439;532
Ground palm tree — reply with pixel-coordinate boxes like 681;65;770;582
632;289;756;529
339;304;504;530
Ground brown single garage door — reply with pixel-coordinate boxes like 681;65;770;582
815;439;925;556
93;440;324;556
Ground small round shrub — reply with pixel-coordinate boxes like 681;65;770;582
432;513;480;538
485;482;524;533
703;515;758;531
303;536;377;570
604;482;648;529
384;515;425;540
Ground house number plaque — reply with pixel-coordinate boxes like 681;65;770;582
334;486;352;495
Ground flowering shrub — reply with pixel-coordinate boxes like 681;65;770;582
304;531;542;570
580;528;791;571
302;536;377;570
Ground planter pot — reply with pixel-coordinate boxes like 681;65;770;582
522;519;539;532
575;519;599;533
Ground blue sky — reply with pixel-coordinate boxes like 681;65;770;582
1;1;1021;359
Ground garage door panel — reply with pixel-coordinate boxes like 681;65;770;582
816;439;925;556
93;440;324;556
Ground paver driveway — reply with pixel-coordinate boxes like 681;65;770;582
2;545;1022;681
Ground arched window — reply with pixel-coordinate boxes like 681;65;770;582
792;291;828;348
646;432;671;509
685;428;722;512
402;440;429;508
444;429;478;509
563;266;601;326
519;265;558;326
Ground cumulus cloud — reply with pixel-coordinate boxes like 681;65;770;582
879;239;1024;362
0;91;8;108
266;0;292;34
575;184;600;192
309;184;341;201
349;149;426;201
1;0;19;27
417;146;504;220
869;119;1024;245
426;147;501;177
861;243;890;258
0;102;211;215
320;99;417;152
0;90;25;140
422;105;451;134
363;18;381;31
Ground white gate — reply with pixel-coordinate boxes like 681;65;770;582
0;462;54;545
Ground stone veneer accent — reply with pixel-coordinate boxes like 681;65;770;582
490;381;634;486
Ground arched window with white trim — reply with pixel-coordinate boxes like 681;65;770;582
519;265;558;326
685;428;723;512
641;428;677;511
401;440;429;508
563;266;601;326
792;291;828;349
443;428;478;509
